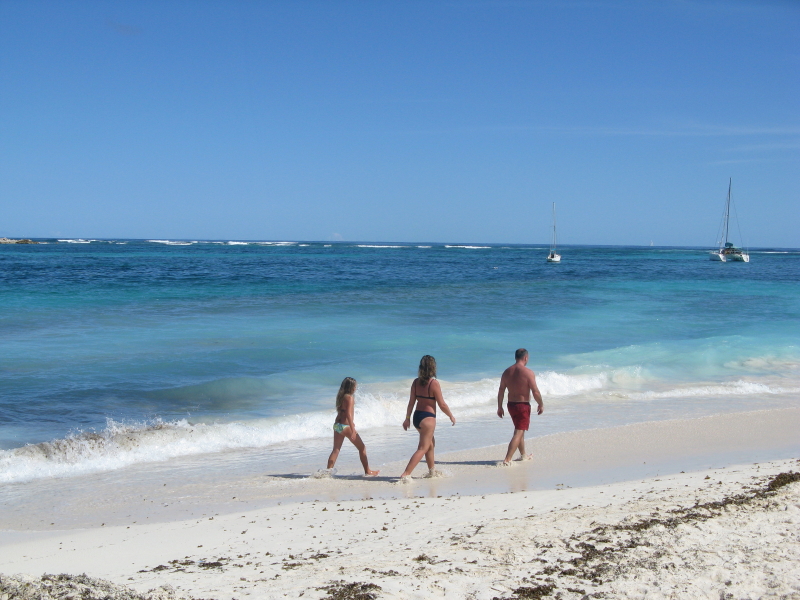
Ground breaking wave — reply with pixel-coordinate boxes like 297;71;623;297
147;239;195;246
2;368;794;484
623;380;798;400
0;371;619;484
444;245;491;249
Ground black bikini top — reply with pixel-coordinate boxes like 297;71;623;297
415;378;436;400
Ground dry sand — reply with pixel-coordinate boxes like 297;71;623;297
1;409;799;599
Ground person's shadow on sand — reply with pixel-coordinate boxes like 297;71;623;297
436;459;497;466
268;473;396;482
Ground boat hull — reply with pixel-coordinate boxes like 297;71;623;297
710;251;749;262
546;254;561;263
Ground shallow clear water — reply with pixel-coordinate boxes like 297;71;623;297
1;240;798;483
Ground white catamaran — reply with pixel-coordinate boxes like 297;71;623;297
546;202;561;263
710;179;749;263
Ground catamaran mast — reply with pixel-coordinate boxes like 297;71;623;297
723;178;731;247
551;202;557;252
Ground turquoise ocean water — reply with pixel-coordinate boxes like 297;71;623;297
1;240;798;484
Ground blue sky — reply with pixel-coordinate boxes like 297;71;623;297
1;1;798;246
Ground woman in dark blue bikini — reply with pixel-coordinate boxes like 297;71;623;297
401;355;456;478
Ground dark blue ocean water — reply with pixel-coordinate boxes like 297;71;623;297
1;240;798;482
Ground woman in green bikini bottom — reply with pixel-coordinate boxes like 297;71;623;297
327;377;380;476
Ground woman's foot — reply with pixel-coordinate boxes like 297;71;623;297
365;469;380;476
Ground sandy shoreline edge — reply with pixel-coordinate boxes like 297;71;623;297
3;407;797;532
2;459;798;599
1;408;799;599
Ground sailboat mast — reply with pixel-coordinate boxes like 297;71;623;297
551;202;557;251
724;178;731;246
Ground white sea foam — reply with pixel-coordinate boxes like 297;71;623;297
444;245;491;249
417;246;432;248
623;380;797;401
356;245;404;248
309;468;337;479
58;239;92;243
536;370;611;396
147;240;194;246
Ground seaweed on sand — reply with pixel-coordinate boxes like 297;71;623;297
316;580;382;600
0;573;185;600
492;584;556;599
491;470;800;600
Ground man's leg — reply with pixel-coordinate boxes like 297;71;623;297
517;433;532;460
503;429;525;465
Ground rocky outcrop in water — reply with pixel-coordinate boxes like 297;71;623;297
0;238;38;244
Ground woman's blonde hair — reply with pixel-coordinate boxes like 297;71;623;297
417;355;437;385
336;377;357;411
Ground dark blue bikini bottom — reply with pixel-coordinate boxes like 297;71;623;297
413;410;436;430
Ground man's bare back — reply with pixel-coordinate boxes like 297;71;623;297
498;360;543;412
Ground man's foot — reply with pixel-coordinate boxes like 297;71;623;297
365;469;380;477
515;453;533;462
498;460;512;467
398;475;413;483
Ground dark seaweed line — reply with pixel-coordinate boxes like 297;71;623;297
493;471;800;600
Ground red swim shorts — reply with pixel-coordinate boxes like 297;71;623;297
507;402;531;431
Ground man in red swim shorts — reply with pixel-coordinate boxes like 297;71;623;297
497;348;544;465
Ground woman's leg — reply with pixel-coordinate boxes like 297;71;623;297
425;435;435;471
349;433;380;476
401;418;436;477
327;431;346;469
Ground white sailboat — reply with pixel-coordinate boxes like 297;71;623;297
546;202;561;263
710;179;749;263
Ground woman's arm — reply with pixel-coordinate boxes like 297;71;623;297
402;379;417;431
345;394;357;436
432;380;456;425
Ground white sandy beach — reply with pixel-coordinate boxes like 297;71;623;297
2;409;799;599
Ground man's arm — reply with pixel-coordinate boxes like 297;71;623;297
530;371;543;415
497;372;507;418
